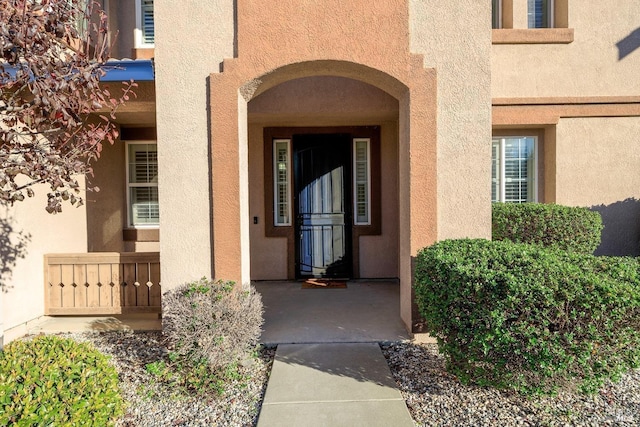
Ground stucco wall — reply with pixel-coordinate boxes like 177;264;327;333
1;183;88;343
410;1;493;240
154;0;234;289
86;137;126;252
492;1;640;97
105;0;137;59
554;116;640;256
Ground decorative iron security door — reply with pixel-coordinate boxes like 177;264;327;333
293;134;352;278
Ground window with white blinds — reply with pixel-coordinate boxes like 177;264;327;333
528;0;553;28
127;142;159;226
492;136;537;203
353;138;371;225
135;0;154;47
273;139;291;226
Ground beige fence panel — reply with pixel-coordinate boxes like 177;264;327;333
44;253;161;315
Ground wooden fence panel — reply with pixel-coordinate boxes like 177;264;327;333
44;253;161;315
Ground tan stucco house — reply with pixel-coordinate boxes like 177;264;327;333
2;0;640;345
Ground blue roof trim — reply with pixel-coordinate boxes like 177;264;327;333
100;60;155;82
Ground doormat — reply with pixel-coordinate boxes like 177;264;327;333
302;279;347;289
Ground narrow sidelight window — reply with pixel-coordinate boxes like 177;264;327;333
127;142;159;226
528;0;553;28
492;137;537;203
273;139;291;226
353;138;371;225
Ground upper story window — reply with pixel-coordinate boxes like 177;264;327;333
528;0;553;28
135;0;154;47
492;0;572;44
492;136;537;203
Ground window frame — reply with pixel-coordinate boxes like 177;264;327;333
134;0;155;48
273;139;292;226
352;138;371;226
125;140;159;228
491;135;539;203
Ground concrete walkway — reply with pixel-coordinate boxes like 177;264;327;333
257;343;414;427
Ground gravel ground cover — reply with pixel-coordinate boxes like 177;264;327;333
382;342;640;427
22;332;639;426
56;331;274;427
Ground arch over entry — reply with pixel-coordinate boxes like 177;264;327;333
239;60;410;102
209;57;436;331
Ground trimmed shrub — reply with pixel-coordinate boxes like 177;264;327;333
162;278;264;372
415;239;640;395
492;203;603;254
0;335;124;426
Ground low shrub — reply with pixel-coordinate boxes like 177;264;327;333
162;278;264;373
415;239;640;395
0;335;124;426
492;203;603;254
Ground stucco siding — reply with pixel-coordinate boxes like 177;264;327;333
86;138;126;252
492;1;640;98
154;0;234;289
410;0;493;241
1;183;88;342
555;116;640;256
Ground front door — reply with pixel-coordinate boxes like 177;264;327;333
293;134;352;278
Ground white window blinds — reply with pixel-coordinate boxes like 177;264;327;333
353;138;371;225
273;139;291;226
127;143;159;226
492;137;537;203
528;0;553;28
135;0;154;46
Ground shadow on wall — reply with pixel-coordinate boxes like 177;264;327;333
617;27;640;60
0;206;31;293
591;198;640;256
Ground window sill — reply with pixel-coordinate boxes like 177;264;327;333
123;228;159;242
492;28;574;44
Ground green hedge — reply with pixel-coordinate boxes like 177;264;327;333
415;239;640;395
492;203;603;254
0;336;124;425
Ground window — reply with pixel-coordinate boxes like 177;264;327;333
127;142;159;226
492;136;537;203
528;0;553;28
492;0;502;29
273;139;291;226
135;0;154;47
353;138;371;225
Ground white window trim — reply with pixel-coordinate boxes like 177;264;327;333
134;0;154;48
273;139;292;226
353;138;371;225
126;140;159;228
493;136;538;203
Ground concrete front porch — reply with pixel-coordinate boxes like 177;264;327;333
16;280;412;345
253;280;411;345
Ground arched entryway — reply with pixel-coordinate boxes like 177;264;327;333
209;59;436;332
247;76;399;281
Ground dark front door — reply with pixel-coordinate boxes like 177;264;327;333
293;134;352;279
